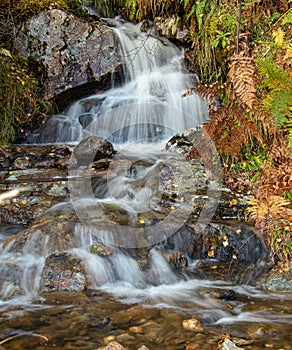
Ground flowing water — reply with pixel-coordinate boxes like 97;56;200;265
0;19;292;350
30;18;207;144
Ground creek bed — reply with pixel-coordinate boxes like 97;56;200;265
0;284;291;350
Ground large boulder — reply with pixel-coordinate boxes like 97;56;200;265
73;135;115;165
15;9;122;108
41;252;87;292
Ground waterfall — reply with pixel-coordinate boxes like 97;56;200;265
1;20;291;346
1;18;216;305
30;19;208;144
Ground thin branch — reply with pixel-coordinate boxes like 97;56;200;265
0;333;49;346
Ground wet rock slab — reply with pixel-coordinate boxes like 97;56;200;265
0;140;271;293
110;305;160;326
0;144;112;225
0;144;73;226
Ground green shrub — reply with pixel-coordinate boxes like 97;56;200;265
0;51;52;145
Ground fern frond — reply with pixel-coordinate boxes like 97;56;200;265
195;82;227;111
258;58;289;89
258;58;292;132
182;87;196;97
284;45;292;60
272;28;285;45
268;90;292;126
280;8;292;25
228;54;256;109
189;79;260;159
246;195;291;223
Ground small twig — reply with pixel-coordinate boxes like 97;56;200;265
0;333;49;346
0;187;31;205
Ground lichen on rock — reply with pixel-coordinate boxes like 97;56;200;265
16;9;122;106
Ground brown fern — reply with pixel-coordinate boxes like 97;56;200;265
245;135;292;261
256;135;292;197
185;47;260;160
246;194;292;234
246;191;292;262
228;53;257;109
187;82;260;159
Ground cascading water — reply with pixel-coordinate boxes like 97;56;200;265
1;18;292;350
0;19;212;305
30;18;208;144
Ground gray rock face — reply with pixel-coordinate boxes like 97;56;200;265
16;9;121;106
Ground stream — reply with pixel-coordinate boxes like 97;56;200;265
0;18;291;350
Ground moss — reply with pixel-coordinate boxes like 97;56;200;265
0;0;68;51
0;0;67;22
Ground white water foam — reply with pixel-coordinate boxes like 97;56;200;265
30;19;208;144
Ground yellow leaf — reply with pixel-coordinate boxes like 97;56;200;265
284;45;292;60
229;198;238;206
0;48;12;58
272;28;285;46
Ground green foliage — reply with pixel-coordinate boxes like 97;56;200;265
230;146;268;182
63;0;88;17
254;4;292;148
0;53;52;145
185;0;211;29
258;60;292;148
278;7;292;26
125;0;137;21
0;0;67;22
283;191;292;202
186;1;238;83
212;30;232;49
186;1;291;264
88;0;127;18
270;224;292;262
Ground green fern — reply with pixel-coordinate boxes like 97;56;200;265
258;58;289;89
280;8;292;25
258;58;292;146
